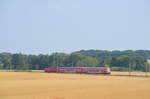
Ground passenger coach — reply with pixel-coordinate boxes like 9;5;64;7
44;67;111;74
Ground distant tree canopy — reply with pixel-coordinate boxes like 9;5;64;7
76;50;150;59
0;50;150;71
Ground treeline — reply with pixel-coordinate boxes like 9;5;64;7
0;50;150;71
76;50;150;59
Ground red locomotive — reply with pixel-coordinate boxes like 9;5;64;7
44;67;111;74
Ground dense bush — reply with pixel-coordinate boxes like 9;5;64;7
110;67;129;71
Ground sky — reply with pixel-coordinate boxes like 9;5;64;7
0;0;150;54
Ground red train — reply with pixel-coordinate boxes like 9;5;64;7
44;67;111;74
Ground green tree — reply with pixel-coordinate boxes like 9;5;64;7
0;53;12;69
11;53;28;70
67;53;84;66
76;56;99;67
103;56;112;67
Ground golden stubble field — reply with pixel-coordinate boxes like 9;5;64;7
0;72;150;99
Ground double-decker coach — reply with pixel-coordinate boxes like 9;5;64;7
44;67;111;74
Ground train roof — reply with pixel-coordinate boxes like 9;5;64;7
58;67;109;69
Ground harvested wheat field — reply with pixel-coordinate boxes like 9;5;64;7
0;72;150;99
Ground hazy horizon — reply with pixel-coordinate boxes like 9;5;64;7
1;49;150;55
1;0;150;54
